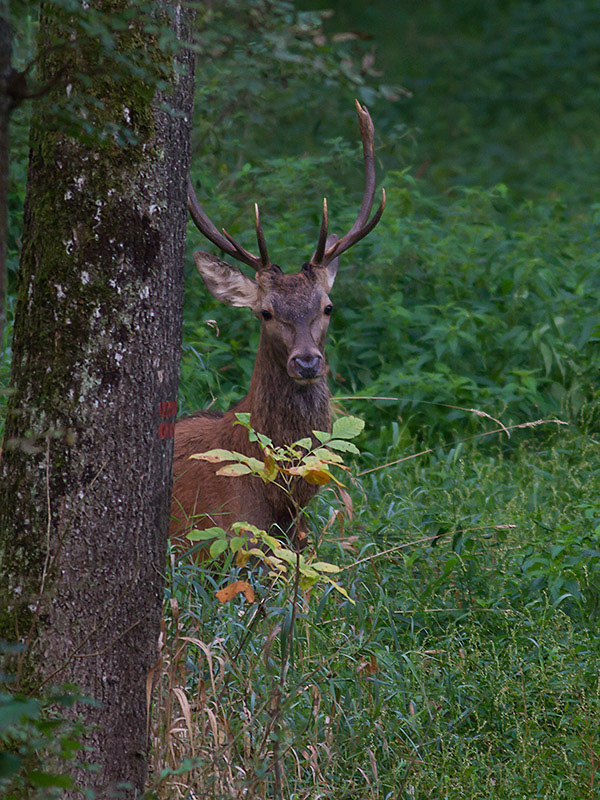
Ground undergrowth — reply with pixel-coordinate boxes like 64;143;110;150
150;1;600;796
149;421;600;799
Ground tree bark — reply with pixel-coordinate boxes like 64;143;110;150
0;2;194;796
0;0;12;348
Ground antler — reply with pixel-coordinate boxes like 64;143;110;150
310;99;386;268
188;100;383;272
187;176;271;271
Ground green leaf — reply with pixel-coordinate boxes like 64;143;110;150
229;536;246;553
238;456;265;472
256;432;273;447
331;416;365;440
209;539;229;559
300;455;329;469
313;429;331;443
299;574;320;590
299;564;320;579
189;448;236;463
234;412;251;426
261;533;283;552
293;437;313;450
325;577;355;603
186;527;226;542
539;341;552;375
247;547;270;561
29;771;74;788
326;439;360;454
0;697;40;728
0;751;21;778
312;447;344;463
232;522;266;538
310;561;342;573
270;547;300;566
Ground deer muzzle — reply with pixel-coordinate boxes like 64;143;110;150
288;352;325;383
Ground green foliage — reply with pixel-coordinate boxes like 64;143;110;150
331;177;600;439
191;0;397;167
0;657;86;798
155;425;600;798
185;413;362;597
182;168;600;439
188;520;348;598
178;3;600;436
519;500;600;617
189;409;362;487
13;0;177;145
163;3;600;794
314;0;600;197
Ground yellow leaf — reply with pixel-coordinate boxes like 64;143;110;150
216;581;255;604
235;549;251;567
311;561;342;573
189;448;236;463
262;450;279;482
216;463;252;477
303;468;332;485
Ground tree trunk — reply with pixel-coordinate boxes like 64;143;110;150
0;2;194;796
0;0;12;348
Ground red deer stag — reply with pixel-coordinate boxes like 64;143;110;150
170;101;385;552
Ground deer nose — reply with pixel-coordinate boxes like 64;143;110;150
291;354;322;379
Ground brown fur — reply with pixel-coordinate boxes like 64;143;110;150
170;263;334;552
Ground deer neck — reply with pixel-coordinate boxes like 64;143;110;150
245;334;331;447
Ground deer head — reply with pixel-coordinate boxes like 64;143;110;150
187;100;385;386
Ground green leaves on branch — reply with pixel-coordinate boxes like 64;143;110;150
332;416;365;440
187;521;352;601
191;413;364;488
186;413;365;601
0;681;87;795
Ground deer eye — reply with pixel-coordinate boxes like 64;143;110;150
261;310;273;321
324;304;333;316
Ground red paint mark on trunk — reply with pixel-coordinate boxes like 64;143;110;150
159;400;177;418
158;400;177;438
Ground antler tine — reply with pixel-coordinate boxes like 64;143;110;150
187;176;266;272
310;198;329;266
325;188;386;262
220;227;259;263
254;203;270;269
314;100;384;267
349;99;376;234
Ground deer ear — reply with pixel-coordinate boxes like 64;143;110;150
322;256;339;291
319;235;340;291
194;251;259;308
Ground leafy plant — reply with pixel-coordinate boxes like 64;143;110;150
520;500;600;617
0;656;87;799
185;412;364;600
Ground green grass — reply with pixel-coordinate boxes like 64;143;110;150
153;423;600;798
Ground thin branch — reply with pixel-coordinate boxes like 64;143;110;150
358;418;567;477
342;524;517;570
